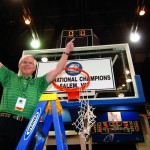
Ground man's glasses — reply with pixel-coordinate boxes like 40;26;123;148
21;61;34;65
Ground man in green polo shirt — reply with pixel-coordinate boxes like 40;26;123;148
0;38;75;149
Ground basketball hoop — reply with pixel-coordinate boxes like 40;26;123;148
52;67;90;101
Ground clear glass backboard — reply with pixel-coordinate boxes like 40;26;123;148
22;43;140;103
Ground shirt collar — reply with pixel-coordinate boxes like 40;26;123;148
18;76;32;80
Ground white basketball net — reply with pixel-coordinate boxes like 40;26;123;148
72;93;96;141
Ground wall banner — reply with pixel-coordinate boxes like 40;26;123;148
36;58;116;92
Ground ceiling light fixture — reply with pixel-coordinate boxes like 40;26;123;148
31;38;40;49
137;0;146;16
23;15;31;25
139;6;145;16
130;23;140;42
130;32;140;42
30;28;41;49
41;57;48;62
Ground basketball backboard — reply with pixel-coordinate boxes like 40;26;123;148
22;43;145;107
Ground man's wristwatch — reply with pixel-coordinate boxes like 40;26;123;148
63;52;70;56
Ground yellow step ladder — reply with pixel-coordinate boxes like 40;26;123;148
16;93;68;150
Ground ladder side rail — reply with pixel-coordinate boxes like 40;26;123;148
35;113;53;150
51;100;65;150
16;101;48;150
59;115;68;150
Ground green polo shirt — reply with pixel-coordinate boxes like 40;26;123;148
0;65;50;119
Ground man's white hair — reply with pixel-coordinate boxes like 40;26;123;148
18;55;37;76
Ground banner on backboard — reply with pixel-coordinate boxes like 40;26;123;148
36;58;116;91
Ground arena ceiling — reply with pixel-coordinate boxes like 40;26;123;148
0;0;150;102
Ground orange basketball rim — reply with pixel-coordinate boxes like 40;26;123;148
52;67;90;102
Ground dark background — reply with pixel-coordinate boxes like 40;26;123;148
0;0;150;102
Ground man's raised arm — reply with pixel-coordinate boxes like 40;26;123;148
46;38;75;83
0;62;3;69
